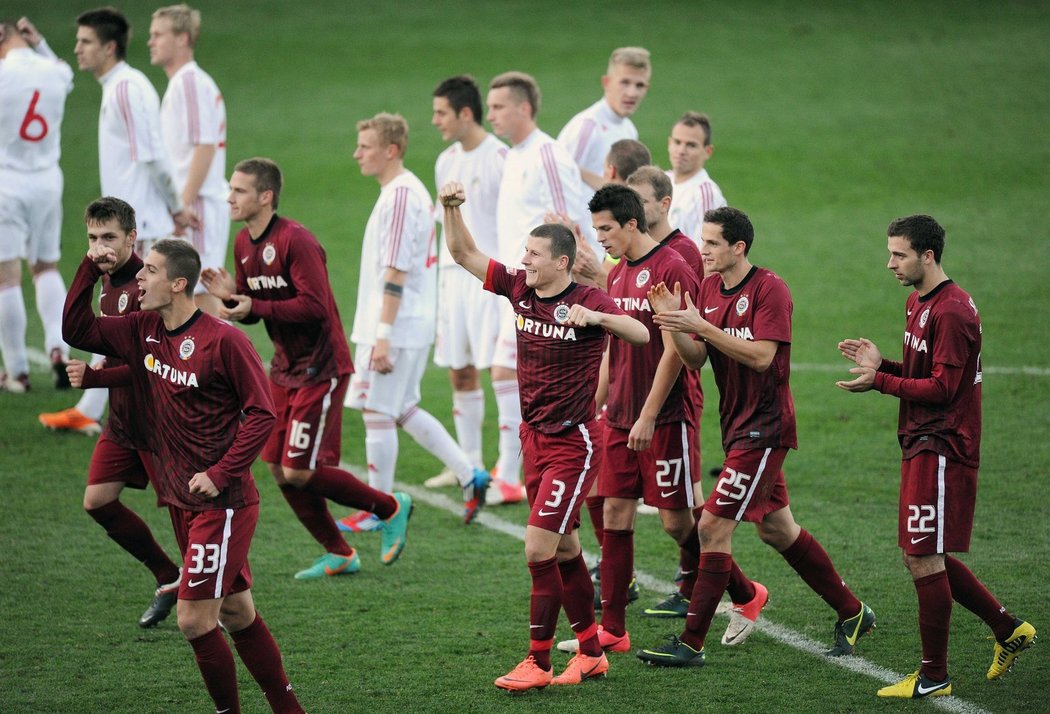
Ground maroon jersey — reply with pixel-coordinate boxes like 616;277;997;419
873;281;982;467
605;242;700;429
64;257;276;511
485;260;624;434
232;215;353;387
698;266;797;452
94;253;148;450
662;228;703;278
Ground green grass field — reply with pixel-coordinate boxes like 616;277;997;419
2;1;1048;711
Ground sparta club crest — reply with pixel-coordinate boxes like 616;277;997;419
262;243;277;266
553;304;571;324
736;295;750;316
117;292;130;313
178;337;196;361
635;268;651;289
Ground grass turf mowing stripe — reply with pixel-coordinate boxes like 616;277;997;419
390;477;993;714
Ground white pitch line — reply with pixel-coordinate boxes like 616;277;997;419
394;480;992;714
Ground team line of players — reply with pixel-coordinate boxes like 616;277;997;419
3;7;1036;710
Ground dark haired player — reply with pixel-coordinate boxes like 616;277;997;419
64;234;305;713
638;206;874;668
439;180;648;691
838;214;1035;698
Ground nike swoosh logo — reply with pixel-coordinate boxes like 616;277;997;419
660;490;677;498
704;307;718;314
99;292;107;299
916;681;950;695
241;256;249;264
287;450;306;458
518;301;531;309
715;498;736;506
612;277;622;284
910;535;930;544
537;509;558;517
188;578;209;587
907;309;914;316
146;336;160;343
529;624;543;629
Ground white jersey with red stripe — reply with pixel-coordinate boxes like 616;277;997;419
557;98;637;180
161;61;227;201
0;46;73;172
496;127;599;267
351;169;436;348
434;133;506;267
98;62;174;239
666;168;727;247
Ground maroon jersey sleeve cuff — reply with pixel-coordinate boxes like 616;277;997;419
80;364;132;389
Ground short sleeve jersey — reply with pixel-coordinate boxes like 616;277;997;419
484;260;624;433
434;133;506;266
497;128;601;267
605;242;700;429
233;215;353;387
699;266;797;452
666;169;727;249
98;62;174;239
883;281;982;467
64;258;276;512
160;61;227;200
97;252;149;450
0;47;73;171
557;99;638;179
351;170;437;348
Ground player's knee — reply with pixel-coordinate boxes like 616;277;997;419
282;468;314;488
176;605;215;641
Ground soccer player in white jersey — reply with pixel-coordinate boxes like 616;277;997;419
485;71;601;502
425;75;512;492
558;47;651;191
0;17;73;393
341;113;489;531
149;4;229;317
666;111;726;252
37;7;195;434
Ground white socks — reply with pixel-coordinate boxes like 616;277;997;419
76;385;110;421
363;412;397;493
399;406;475;487
452;389;485;469
33;269;68;355
492;379;523;486
0;285;28;376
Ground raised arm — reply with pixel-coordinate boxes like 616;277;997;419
438;182;492;281
565;304;649;346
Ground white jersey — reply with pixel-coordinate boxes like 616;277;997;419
497;128;600;267
351;170;437;349
557;98;637;179
434;133;506;267
666;168;727;245
0;47;73;172
98;62;175;239
161;61;227;200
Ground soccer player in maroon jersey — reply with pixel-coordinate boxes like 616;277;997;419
438;180;648;691
201;157;411;578
638;206;874;668
64;234;306;713
837;214;1035;698
63;197;182;627
554;184;701;659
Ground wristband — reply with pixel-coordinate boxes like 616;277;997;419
376;322;393;340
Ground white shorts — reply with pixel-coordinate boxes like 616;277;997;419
186;193;231;294
492;300;518;370
433;263;501;370
345;343;429;418
0;166;63;264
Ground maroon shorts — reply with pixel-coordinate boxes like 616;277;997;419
522;420;603;535
169;504;257;600
262;376;348;470
87;433;154;490
599;420;699;509
704;447;790;523
898;450;977;555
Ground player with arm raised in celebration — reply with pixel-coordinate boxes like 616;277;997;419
63;234;305;714
637;207;874;668
201;157;411;578
440;180;648;691
837;214;1035;698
